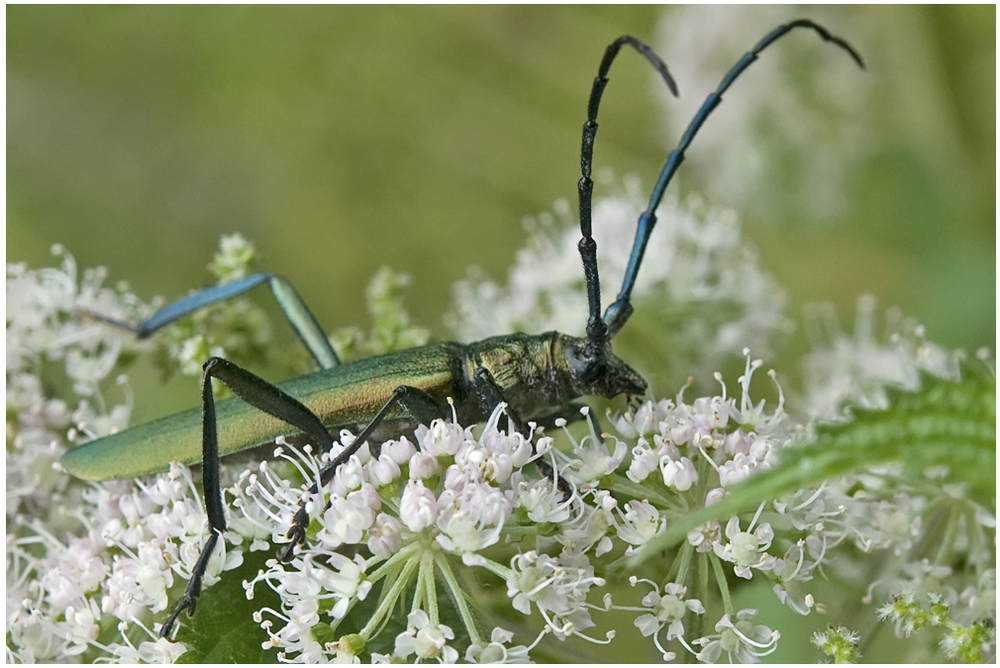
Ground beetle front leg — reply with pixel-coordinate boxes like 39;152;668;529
472;367;573;497
159;530;219;639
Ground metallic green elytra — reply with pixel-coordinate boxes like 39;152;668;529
59;333;645;481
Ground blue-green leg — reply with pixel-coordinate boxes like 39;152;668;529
91;272;339;370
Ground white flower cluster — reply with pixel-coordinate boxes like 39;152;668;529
5;241;260;663
7;245;149;522
600;355;794;661
242;350;800;662
239;403;621;662
613;356;789;551
794;296;994;659
5;246;215;662
447;175;787;390
799;294;961;419
8;235;991;663
8;466;244;662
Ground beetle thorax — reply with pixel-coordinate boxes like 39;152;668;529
465;333;569;420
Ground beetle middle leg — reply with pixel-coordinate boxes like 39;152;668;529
278;385;443;561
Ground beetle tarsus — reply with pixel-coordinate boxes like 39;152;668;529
159;530;218;638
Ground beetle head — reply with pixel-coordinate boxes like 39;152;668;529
561;334;647;401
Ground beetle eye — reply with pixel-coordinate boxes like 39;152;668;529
565;342;599;381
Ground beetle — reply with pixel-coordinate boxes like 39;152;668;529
60;21;863;638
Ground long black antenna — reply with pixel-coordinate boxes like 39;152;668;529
599;19;864;338
577;35;678;368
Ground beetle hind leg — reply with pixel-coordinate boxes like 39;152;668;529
85;272;340;370
160;356;336;638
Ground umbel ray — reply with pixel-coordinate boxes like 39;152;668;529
60;19;863;638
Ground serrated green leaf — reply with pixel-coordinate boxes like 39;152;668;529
626;365;995;568
174;549;281;663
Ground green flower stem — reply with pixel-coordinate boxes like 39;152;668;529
358;552;420;639
421;549;439;625
694;550;711;639
435;553;486;647
709;553;735;617
670;540;695;585
366;542;420;584
475;555;514;582
411;551;428;613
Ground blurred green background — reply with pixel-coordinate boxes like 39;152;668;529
9;6;993;349
9;5;995;408
6;6;994;662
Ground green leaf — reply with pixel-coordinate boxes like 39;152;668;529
174;549;281;663
626;364;995;568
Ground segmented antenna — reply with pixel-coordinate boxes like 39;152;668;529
577;35;678;366
601;19;864;337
